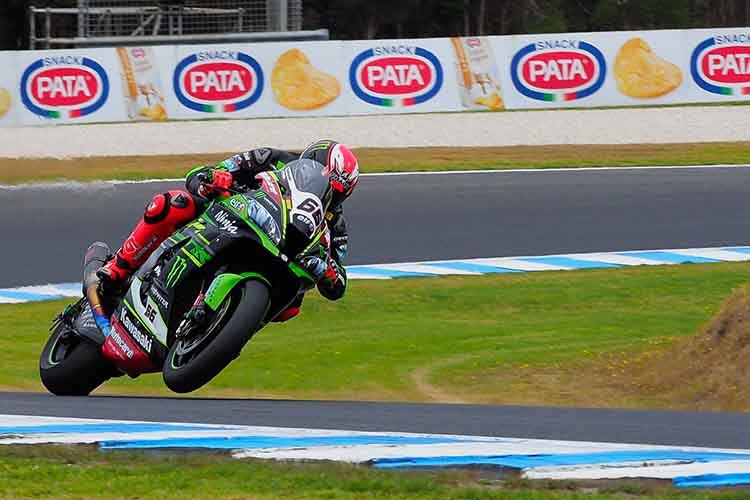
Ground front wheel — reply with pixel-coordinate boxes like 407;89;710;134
163;280;270;393
40;321;116;396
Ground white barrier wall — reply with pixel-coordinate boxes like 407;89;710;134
0;27;748;128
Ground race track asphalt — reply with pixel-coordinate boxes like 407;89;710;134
1;392;749;449
2;166;750;287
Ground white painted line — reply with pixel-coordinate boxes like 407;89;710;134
0;297;25;304
564;252;670;266
345;272;392;280
526;460;750;481
374;263;481;275
467;257;571;271
232;439;675;462
2;163;749;189
667;248;750;262
4;414;750;486
6;284;80;296
361;163;750;177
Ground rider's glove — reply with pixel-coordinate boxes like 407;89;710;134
298;255;328;281
322;257;342;283
198;169;233;197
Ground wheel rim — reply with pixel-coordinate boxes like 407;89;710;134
170;295;233;370
47;330;78;366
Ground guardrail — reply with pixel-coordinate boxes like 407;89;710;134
29;2;318;49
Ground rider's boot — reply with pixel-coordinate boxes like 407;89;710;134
272;295;303;323
272;305;300;322
97;190;198;297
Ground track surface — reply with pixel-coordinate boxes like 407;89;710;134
1;392;749;449
2;166;750;287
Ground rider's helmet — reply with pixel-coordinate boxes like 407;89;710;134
299;140;359;207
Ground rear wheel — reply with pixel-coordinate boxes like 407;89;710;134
40;321;116;396
163;280;269;393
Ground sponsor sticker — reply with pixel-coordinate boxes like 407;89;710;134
120;307;153;354
510;39;606;102
20;55;109;119
173;50;264;113
349;45;444;106
230;197;246;212
214;210;239;234
691;33;750;96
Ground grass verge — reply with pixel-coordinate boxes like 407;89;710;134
1;142;750;184
4;262;750;410
0;445;745;499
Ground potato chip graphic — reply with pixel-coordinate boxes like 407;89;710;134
0;87;11;119
615;38;682;98
474;92;504;110
139;102;168;121
272;49;340;110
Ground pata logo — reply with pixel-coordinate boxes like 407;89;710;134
349;45;443;107
20;55;109;119
174;50;263;113
691;34;750;96
511;40;606;102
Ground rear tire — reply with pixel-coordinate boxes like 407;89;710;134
40;323;115;396
163;280;269;393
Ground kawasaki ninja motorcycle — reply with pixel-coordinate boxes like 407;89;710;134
40;159;331;395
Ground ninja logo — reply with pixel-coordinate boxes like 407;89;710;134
215;210;239;234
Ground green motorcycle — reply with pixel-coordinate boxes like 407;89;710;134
40;159;331;395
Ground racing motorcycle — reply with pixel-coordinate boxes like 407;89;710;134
40;159;332;395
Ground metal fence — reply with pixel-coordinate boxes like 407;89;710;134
29;1;322;49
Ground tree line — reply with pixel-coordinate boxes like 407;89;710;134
304;0;750;39
2;0;749;50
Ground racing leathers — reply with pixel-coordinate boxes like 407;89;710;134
98;147;349;321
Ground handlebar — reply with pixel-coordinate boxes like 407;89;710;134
197;171;243;195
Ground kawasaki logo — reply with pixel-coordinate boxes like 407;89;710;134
120;309;152;353
215;210;239;234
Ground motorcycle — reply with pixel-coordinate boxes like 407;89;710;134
40;159;332;395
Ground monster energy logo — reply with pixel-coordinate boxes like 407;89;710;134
253;191;266;199
166;256;188;288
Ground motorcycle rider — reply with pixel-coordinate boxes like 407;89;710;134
97;139;360;322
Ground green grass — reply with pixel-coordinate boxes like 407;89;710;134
5;263;750;407
0;445;744;499
2;142;750;184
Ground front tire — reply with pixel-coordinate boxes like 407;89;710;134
163;280;270;393
40;322;115;396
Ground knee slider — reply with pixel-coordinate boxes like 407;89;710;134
167;190;198;224
143;193;171;224
169;191;192;209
